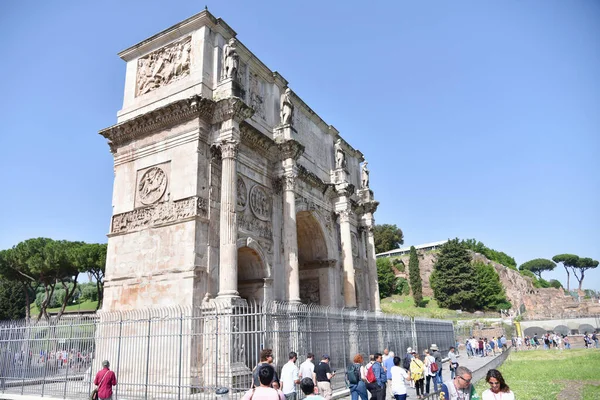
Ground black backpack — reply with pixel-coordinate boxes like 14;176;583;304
402;354;411;370
346;363;360;385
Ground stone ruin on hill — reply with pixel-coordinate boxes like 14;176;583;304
393;251;600;319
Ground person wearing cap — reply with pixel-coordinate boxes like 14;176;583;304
315;355;335;400
429;344;442;391
93;360;117;400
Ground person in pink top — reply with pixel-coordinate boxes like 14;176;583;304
94;360;117;400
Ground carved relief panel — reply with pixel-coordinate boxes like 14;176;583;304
300;279;320;305
136;36;192;97
249;185;271;222
135;162;170;208
237;175;247;211
249;72;266;121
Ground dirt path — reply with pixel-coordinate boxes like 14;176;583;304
555;380;600;400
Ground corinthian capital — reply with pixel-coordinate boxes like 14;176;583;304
337;209;352;223
278;140;304;161
219;139;239;159
283;172;297;192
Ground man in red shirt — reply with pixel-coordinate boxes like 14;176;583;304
94;360;117;400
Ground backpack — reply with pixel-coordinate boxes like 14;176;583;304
430;360;439;373
346;363;360;385
366;364;376;383
410;360;424;381
402;354;411;370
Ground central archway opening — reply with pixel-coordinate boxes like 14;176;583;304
237;246;267;302
296;211;331;305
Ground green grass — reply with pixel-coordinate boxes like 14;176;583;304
474;349;600;400
30;300;98;316
381;295;457;318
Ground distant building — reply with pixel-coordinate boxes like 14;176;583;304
376;240;448;258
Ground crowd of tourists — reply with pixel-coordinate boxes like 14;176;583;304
464;336;507;358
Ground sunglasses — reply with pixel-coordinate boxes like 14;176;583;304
488;381;500;386
459;376;472;384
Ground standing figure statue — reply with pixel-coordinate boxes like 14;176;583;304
361;161;370;189
222;38;239;80
334;139;346;170
280;88;294;125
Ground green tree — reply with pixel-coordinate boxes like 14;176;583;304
430;239;477;311
376;257;397;298
0;279;27;320
0;247;39;320
552;254;579;292
408;246;423;307
373;224;404;254
461;239;517;269
573;257;599;291
519;258;556;280
473;262;511;311
70;243;107;310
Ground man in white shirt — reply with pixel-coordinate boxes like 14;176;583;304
281;352;300;400
298;353;316;385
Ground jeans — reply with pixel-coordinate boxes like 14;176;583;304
366;383;385;400
349;382;368;400
394;395;407;400
435;370;443;388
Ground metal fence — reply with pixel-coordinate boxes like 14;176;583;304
0;301;455;399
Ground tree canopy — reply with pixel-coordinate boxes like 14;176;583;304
573;257;599;291
519;258;556;279
461;239;517;270
408;246;423;307
473;262;511;311
552;254;579;292
373;224;404;254
430;239;478;311
0;238;107;321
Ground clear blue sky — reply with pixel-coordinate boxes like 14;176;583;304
0;1;598;290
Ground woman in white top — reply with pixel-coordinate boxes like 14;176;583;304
482;369;515;400
423;350;436;395
390;356;410;400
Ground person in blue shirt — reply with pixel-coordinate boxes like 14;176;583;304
383;350;395;399
366;353;387;400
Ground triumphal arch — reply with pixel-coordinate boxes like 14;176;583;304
99;9;380;313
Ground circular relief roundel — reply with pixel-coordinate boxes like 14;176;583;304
249;185;271;221
138;167;168;205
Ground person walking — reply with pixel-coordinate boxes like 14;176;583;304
390;356;410;400
243;364;286;400
346;354;368;400
383;350;395;399
253;349;280;389
423;349;436;395
93;360;117;400
315;355;335;400
440;366;476;400
409;351;425;399
430;344;443;391
482;369;514;400
447;347;458;379
281;352;300;400
367;353;387;400
299;353;316;385
300;377;325;400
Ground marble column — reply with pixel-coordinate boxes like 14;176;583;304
365;224;381;312
217;139;239;298
277;140;303;303
283;171;300;303
338;209;357;308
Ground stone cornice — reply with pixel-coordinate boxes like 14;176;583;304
99;95;214;153
355;200;379;216
240;123;275;158
212;97;254;124
297;164;330;194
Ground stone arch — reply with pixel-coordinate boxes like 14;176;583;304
237;237;271;302
523;326;545;337
296;210;337;306
579;324;595;334
553;325;570;336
